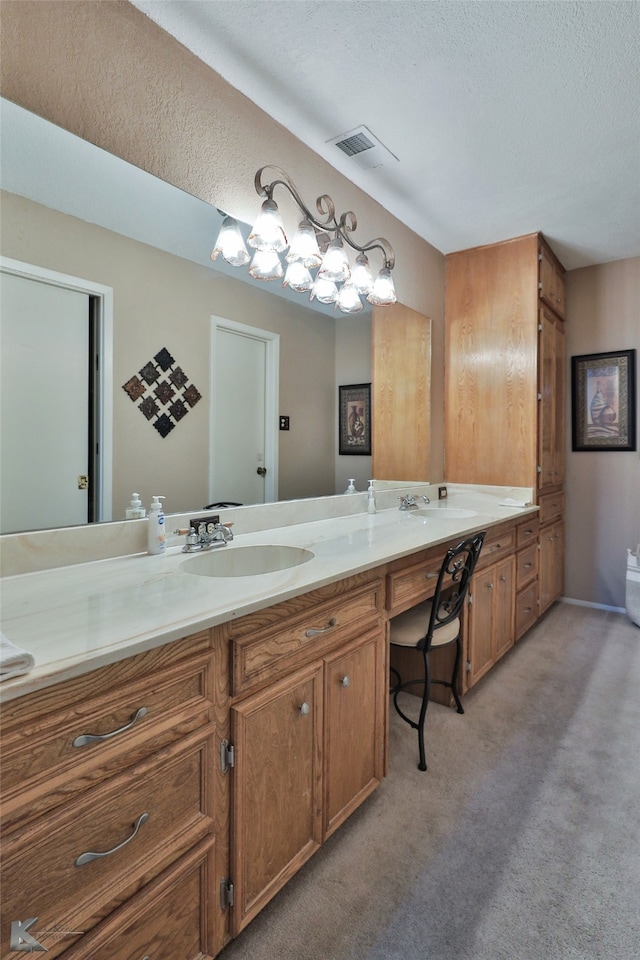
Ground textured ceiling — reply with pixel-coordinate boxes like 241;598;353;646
130;0;640;270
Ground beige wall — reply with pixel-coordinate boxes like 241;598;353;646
1;192;340;517
0;0;446;483
565;257;640;608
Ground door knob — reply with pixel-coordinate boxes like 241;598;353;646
257;467;267;476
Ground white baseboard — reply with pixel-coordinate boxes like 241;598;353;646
560;596;626;615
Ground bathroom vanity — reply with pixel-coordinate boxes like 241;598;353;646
0;486;551;958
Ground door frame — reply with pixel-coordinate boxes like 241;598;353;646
0;256;114;522
210;316;279;504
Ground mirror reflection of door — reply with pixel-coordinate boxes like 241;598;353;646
211;318;279;506
0;271;91;533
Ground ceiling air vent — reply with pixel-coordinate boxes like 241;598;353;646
327;126;399;171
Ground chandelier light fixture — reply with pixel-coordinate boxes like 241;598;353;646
211;165;396;314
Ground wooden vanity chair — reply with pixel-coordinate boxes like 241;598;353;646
389;532;486;771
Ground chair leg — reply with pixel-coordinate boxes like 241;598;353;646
451;636;464;714
416;649;431;771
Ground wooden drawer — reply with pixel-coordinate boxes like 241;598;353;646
538;490;564;526
516;581;538;639
386;544;453;616
516;543;538;591
0;731;213;959
1;648;214;834
474;524;516;572
232;579;384;695
516;516;539;549
59;840;216;960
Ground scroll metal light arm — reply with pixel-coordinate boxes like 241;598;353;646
254;165;395;270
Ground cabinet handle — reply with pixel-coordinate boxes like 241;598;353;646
487;582;494;590
499;575;507;582
524;562;533;568
489;543;501;552
305;617;337;638
425;571;438;579
523;606;532;614
299;702;310;716
75;812;149;866
72;707;148;748
340;676;351;688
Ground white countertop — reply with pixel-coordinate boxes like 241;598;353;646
0;488;537;702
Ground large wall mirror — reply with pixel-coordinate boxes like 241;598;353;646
0;99;380;534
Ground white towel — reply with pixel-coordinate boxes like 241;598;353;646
498;497;533;508
1;632;35;680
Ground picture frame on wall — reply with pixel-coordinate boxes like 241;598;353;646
339;383;372;455
571;349;636;451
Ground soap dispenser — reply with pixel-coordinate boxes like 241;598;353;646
345;479;357;494
125;492;146;520
367;479;377;514
147;496;166;555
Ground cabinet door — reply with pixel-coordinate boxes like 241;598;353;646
467;566;496;686
538;306;566;491
539;521;564;614
539;244;565;318
323;630;384;839
231;663;323;935
494;557;515;661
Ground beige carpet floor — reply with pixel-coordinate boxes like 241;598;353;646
218;603;640;960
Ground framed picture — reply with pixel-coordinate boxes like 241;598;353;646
571;349;636;451
339;383;372;455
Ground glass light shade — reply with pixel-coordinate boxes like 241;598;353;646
351;253;374;295
336;281;364;314
317;238;351;283
210;216;250;267
283;260;313;292
367;267;397;305
247;198;288;253
286;219;322;268
248;248;284;280
309;276;338;304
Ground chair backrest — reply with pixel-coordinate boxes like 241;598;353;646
203;502;243;509
420;531;486;650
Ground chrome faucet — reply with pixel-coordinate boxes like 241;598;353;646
176;520;234;552
398;494;431;511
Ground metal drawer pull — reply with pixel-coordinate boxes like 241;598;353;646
425;571;438;579
299;702;310;716
340;676;351;688
523;562;533;568
305;617;337;638
72;707;148;748
499;575;507;582
75;812;149;866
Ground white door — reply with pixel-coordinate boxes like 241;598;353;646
0;272;90;532
211;319;279;505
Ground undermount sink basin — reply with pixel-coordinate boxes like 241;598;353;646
181;544;314;578
412;507;479;519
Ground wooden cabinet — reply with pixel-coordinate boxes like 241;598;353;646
0;632;221;960
228;575;385;936
538;304;566;490
231;662;324;934
465;555;515;689
540;519;564;614
515;517;539;639
539;242;566;319
371;302;431;480
444;231;566;497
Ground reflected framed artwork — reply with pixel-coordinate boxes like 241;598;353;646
339;383;372;455
571;349;636;451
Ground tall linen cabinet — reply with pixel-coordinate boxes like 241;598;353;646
444;231;566;652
